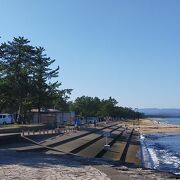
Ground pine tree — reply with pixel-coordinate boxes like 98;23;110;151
31;46;60;122
0;37;34;120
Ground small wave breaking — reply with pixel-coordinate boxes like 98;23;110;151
141;133;180;174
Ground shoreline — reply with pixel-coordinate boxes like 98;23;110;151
138;118;180;175
140;118;180;134
140;134;155;169
123;118;180;174
124;118;180;134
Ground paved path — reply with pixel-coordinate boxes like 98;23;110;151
0;149;109;180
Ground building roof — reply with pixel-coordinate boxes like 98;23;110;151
31;108;60;113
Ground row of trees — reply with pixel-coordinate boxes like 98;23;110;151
0;37;72;121
70;96;143;119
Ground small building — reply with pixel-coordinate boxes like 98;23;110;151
30;109;75;127
56;111;75;127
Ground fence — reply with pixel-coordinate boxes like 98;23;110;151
21;127;77;136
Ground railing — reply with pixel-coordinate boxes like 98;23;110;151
21;127;77;136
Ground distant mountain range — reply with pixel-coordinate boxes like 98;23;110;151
137;108;180;117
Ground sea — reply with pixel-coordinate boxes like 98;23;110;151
141;117;180;175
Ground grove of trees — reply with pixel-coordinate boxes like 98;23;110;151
70;96;143;120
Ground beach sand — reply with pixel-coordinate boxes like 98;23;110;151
123;118;180;134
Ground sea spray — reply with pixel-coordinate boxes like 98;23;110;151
142;133;180;174
140;135;155;169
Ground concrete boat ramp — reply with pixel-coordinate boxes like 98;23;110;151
15;122;141;166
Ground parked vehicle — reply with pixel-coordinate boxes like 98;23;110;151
0;114;14;125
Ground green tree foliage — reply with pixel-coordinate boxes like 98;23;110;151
0;37;35;114
98;97;118;117
50;89;73;111
0;37;72;121
70;96;101;117
31;47;60;112
70;96;144;119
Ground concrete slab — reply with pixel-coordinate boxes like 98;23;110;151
16;130;88;151
77;129;123;158
46;127;118;153
103;142;126;161
53;133;100;152
125;144;141;165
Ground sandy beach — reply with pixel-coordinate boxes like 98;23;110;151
124;118;180;134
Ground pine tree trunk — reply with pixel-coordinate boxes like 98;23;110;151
16;105;21;123
38;106;40;123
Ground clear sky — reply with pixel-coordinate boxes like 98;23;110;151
0;0;180;108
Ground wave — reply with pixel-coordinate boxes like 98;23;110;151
141;134;180;174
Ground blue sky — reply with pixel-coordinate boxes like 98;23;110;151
0;0;180;108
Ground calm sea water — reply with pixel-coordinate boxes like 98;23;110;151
152;117;180;125
142;117;180;174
